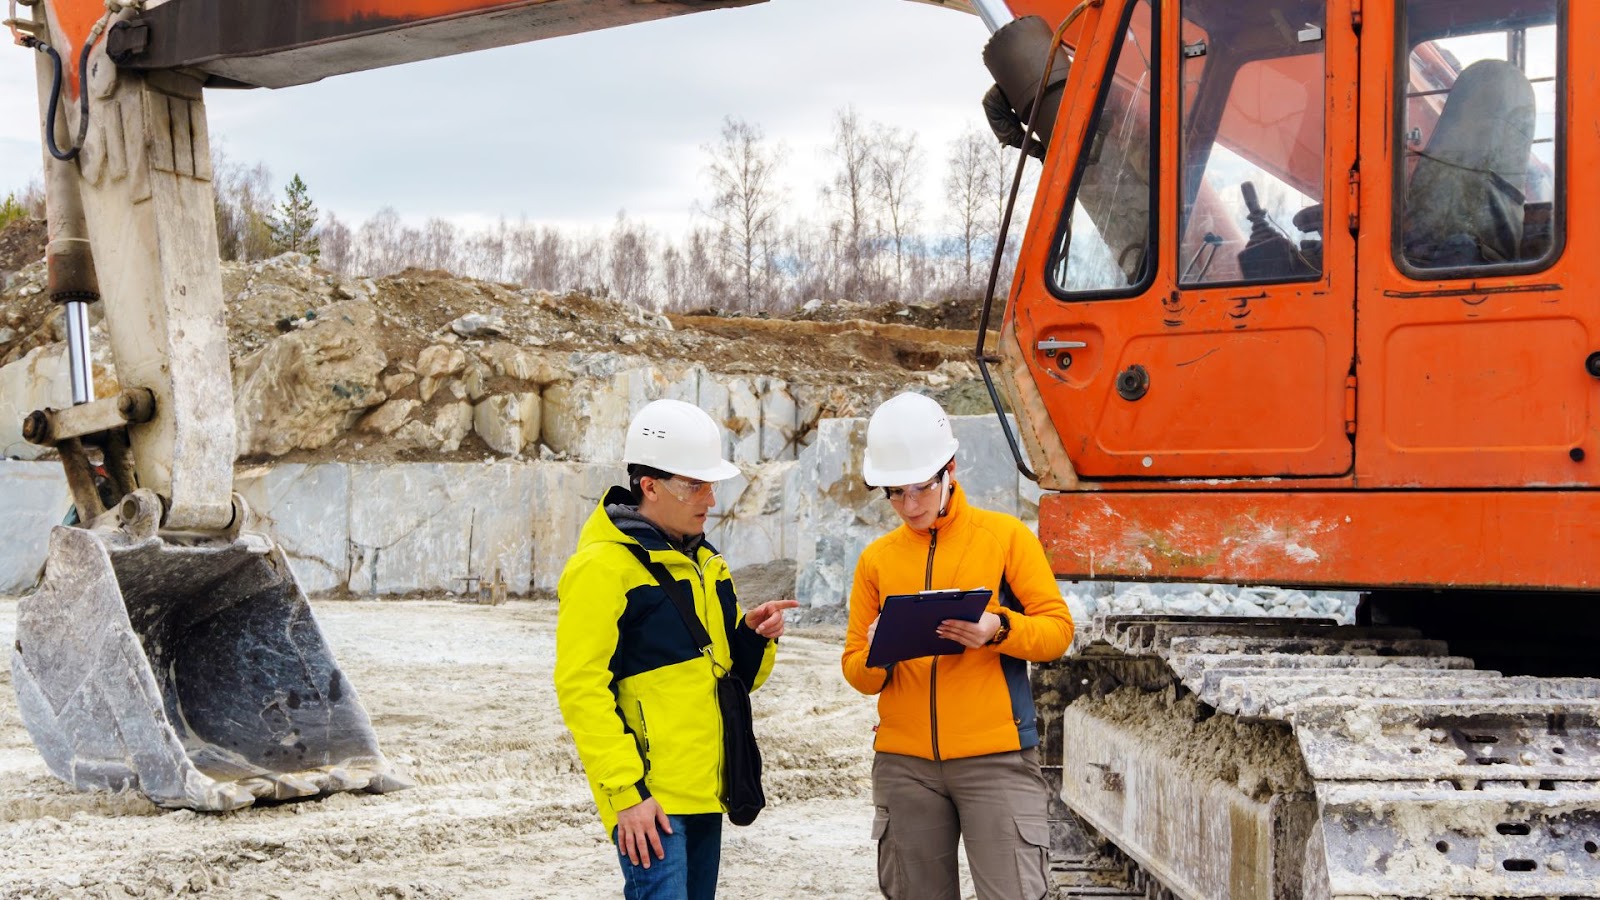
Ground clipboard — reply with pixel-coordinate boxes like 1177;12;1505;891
865;588;993;668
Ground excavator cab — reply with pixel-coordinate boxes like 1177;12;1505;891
995;0;1591;591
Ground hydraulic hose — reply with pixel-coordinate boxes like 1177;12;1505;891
974;0;1097;482
28;34;93;162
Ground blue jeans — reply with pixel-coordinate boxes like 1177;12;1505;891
614;813;723;900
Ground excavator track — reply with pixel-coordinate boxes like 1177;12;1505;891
1036;615;1600;900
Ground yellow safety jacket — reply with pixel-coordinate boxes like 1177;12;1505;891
555;486;778;838
842;482;1074;760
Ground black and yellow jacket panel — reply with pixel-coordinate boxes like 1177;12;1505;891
554;486;777;838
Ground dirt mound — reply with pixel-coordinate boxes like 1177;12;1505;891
0;217;45;275
789;293;998;332
3;254;995;464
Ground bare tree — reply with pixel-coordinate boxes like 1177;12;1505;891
700;116;785;310
461;218;508;281
354;206;405;276
869;124;923;297
822;106;880;300
420;217;459;271
608;212;654;305
211;147;275;262
508;224;571;292
319;212;353;275
945;127;1001;292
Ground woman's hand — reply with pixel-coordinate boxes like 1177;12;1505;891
936;612;1001;649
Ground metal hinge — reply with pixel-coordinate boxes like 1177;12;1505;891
1346;168;1360;233
1350;0;1363;32
1344;375;1357;435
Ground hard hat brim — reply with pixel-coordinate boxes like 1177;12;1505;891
667;458;742;482
862;459;948;488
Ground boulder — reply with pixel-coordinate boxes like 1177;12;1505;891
474;392;540;456
357;398;420;436
234;301;388;457
417;344;467;402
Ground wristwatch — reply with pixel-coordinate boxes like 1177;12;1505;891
986;611;1012;646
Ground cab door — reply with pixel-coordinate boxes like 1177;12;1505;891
1008;0;1358;480
1354;0;1598;488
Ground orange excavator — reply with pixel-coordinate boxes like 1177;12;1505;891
8;0;1597;896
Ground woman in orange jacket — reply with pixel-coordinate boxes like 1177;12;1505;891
841;392;1074;900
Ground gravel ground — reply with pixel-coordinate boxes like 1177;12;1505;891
0;598;894;899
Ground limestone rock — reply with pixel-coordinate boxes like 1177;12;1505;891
234;463;350;594
480;342;563;384
462;357;491;401
417;344;467;402
347;462;535;595
473;392;540;456
234;300;388;457
383;371;416;395
396;401;472;452
449;311;507;338
0;461;69;592
357;398;419;436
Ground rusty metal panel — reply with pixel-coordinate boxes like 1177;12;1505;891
1038;489;1600;589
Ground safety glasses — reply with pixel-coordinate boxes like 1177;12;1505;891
658;476;715;502
883;472;945;505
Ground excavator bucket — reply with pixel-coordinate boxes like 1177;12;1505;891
9;493;406;811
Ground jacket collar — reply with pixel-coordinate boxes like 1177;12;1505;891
576;484;717;559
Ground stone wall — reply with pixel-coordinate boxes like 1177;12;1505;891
0;414;1037;602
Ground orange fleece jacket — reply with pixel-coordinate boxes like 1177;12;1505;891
841;482;1074;760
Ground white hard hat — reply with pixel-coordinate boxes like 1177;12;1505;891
861;392;960;487
623;399;740;482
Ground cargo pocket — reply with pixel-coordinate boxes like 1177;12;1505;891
1014;815;1051;900
873;806;905;898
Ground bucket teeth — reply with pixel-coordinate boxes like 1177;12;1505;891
364;770;416;794
240;773;321;801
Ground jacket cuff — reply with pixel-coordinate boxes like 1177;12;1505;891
608;780;649;814
736;619;771;648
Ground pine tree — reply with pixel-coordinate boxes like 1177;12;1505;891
270;173;320;260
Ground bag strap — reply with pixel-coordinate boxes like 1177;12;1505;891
623;542;714;653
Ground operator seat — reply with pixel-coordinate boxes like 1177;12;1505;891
1401;58;1537;268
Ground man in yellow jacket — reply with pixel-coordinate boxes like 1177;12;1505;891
556;398;798;900
842;392;1074;900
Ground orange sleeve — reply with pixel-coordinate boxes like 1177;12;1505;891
841;545;894;694
998;521;1074;661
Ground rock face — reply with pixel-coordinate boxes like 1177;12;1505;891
0;461;69;592
233;301;388;457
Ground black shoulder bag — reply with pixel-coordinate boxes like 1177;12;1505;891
624;544;766;826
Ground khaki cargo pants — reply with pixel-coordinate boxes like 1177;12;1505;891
871;748;1052;900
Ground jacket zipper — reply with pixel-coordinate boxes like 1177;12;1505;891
926;526;941;761
693;551;726;802
637;701;651;773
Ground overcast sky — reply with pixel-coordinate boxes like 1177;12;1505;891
0;0;1000;236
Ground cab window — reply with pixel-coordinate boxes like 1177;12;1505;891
1178;1;1326;287
1049;0;1156;297
1396;0;1561;274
